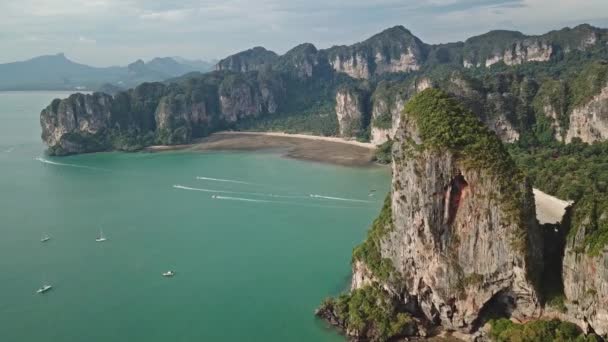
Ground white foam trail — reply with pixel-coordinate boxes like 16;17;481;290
196;176;255;185
173;185;217;193
173;185;307;199
35;156;105;171
214;195;271;203
309;194;373;203
173;185;367;209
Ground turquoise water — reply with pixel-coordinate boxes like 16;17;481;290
0;92;390;342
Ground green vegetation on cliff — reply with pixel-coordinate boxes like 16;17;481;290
404;89;530;226
319;285;414;342
490;318;599;341
352;194;398;282
509;141;608;255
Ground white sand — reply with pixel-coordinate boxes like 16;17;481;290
533;188;574;225
219;131;377;149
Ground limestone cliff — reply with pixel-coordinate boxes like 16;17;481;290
369;77;431;145
326;26;424;79
40;92;115;155
560;197;608;336
335;86;368;137
462;24;604;68
533;62;608;143
40;24;608;155
274;43;322;78
318;89;544;340
566;85;608;143
215;47;278;72
41;72;284;155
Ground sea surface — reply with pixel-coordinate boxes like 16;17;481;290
0;91;391;342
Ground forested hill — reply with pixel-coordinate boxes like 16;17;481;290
40;23;608;156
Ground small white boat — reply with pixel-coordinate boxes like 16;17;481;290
95;228;107;242
41;234;51;243
212;195;217;199
162;271;175;277
37;284;52;294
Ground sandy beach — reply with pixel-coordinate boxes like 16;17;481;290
145;131;379;167
533;188;574;224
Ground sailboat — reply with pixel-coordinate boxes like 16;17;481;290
37;274;52;294
37;284;52;294
95;228;107;242
40;234;50;243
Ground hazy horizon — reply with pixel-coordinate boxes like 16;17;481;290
1;0;608;67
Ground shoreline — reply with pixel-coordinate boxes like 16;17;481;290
145;131;380;167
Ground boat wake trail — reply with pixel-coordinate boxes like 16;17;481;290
172;185;307;199
196;176;255;185
213;195;272;203
309;194;372;203
173;185;368;209
34;157;106;171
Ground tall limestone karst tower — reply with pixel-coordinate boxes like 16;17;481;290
318;89;544;340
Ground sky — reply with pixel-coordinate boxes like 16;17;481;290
2;0;608;66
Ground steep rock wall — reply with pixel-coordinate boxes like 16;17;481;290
335;87;368;137
41;73;284;155
566;85;608;143
321;90;544;340
376;92;542;331
561;200;608;336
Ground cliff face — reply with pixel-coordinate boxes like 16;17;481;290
566;85;608;143
318;90;544;340
215;47;278;72
387;90;542;330
462;24;604;68
369;77;431;145
335;86;368;137
275;43;322;78
368;72;527;146
40;93;115;154
476;39;554;68
561;198;608;336
41;72;285;155
327;26;424;80
40;24;608;155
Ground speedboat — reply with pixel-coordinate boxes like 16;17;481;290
37;284;52;294
41;235;51;243
162;271;175;277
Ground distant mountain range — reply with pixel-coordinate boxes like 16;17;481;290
0;53;216;91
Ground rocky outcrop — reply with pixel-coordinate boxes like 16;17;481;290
41;72;285;155
462;24;605;69
215;47;278;73
40;93;115;154
370;96;404;145
386;90;541;331
561;198;608;336
566;85;608;143
319;90;544;340
40;24;608;156
484;39;553;67
327;26;424;79
275;43;322;78
369;78;432;145
335;86;368;137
